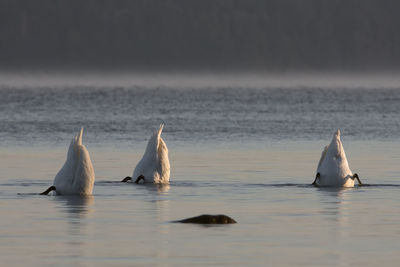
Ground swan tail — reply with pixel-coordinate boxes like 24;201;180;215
157;123;164;138
75;127;83;146
142;124;165;159
155;124;165;153
74;145;95;195
157;138;170;183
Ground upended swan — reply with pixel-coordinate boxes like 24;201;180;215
122;124;170;184
312;129;362;187
41;128;95;195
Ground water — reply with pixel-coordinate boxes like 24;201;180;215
1;75;400;266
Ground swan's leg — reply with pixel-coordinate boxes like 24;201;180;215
134;175;145;184
312;173;320;186
40;186;56;195
121;176;132;183
353;173;362;185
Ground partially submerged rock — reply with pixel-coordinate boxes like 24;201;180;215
174;214;237;224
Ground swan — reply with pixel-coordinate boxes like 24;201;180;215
122;124;170;184
312;129;362;187
41;128;95;195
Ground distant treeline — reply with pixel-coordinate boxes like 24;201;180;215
1;0;400;70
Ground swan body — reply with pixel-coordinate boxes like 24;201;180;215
133;124;170;184
48;128;95;195
314;129;359;187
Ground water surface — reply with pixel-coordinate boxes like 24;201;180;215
1;81;400;266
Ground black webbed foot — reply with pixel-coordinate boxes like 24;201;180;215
40;186;56;195
312;173;320;186
353;173;362;185
134;175;145;184
121;176;132;183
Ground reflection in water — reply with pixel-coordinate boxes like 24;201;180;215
136;183;171;194
316;187;352;220
155;184;170;193
138;184;171;262
316;187;352;266
54;195;94;235
317;187;345;203
155;199;170;262
53;196;95;260
55;195;94;218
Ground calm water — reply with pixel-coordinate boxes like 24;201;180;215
1;77;400;266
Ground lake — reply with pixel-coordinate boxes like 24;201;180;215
1;74;400;266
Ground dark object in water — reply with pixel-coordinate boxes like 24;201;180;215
312;172;362;186
121;176;131;182
353;173;362;185
40;185;56;195
174;214;237;224
121;175;144;184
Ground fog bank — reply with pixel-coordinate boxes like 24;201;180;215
1;71;400;89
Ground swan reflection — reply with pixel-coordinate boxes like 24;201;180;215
52;195;95;258
316;187;352;217
136;183;171;194
55;195;94;217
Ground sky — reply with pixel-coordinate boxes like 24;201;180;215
1;0;400;72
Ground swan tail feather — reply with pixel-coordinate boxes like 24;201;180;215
76;127;83;146
157;123;164;138
157;138;170;183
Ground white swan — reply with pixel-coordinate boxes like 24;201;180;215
41;128;95;195
122;124;170;184
312;129;361;187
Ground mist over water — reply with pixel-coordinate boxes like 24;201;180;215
2;70;400;89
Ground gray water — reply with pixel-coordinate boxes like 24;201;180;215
1;75;400;266
1;81;400;145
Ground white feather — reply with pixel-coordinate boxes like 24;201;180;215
316;129;354;187
317;145;328;170
53;128;95;195
133;124;170;184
